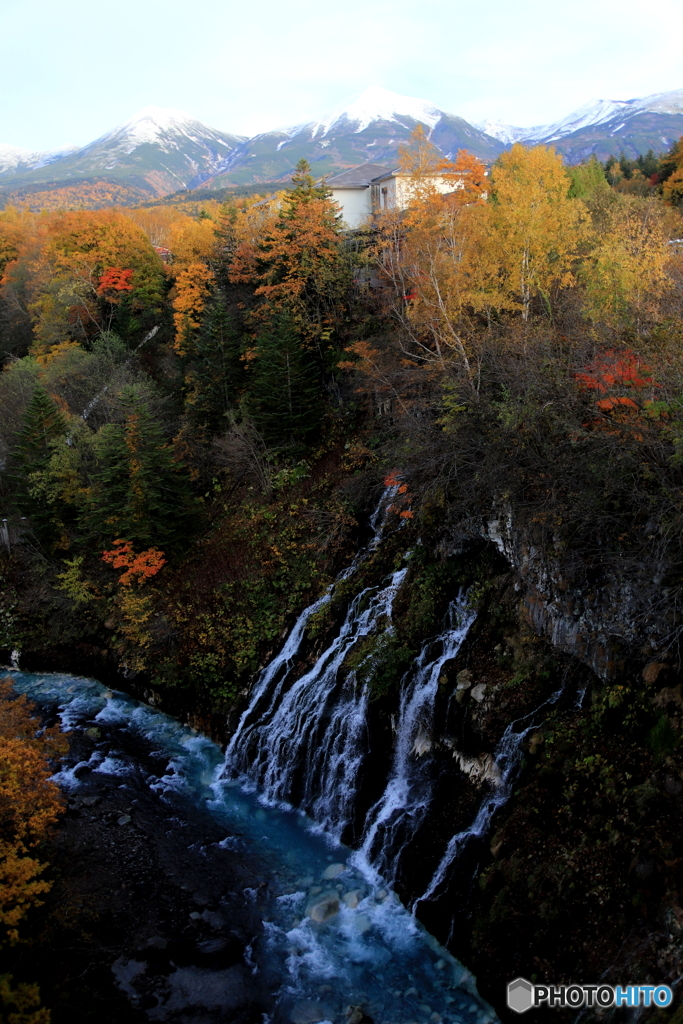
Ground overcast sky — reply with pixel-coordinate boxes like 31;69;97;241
4;0;683;151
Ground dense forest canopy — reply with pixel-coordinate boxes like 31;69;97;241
1;135;683;694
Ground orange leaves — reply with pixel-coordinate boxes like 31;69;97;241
96;266;134;300
438;149;489;207
575;349;661;438
0;679;66;942
171;261;215;354
101;539;166;587
383;471;414;518
596;396;639;412
575;349;658;394
229;194;341;314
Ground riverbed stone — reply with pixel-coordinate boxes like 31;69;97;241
117;814;131;825
307;893;340;923
343;889;363;909
470;683;487;703
322;862;345;879
289;1001;329;1023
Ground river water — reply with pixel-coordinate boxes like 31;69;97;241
8;668;497;1024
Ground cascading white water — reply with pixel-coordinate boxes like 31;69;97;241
414;679;569;912
353;593;477;884
226;567;408;839
224;483;398;775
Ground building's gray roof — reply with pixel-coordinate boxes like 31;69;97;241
326;162;393;189
370;167;400;183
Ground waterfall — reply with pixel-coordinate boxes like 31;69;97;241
224;483;397;772
414;678;569;912
224;484;406;840
226;566;408;838
354;593;476;884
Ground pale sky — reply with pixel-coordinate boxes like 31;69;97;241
3;0;683;151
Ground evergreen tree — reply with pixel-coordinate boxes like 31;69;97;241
83;387;194;549
284;159;332;211
184;301;245;433
10;386;66;535
246;313;323;449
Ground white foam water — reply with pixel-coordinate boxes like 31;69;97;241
354;593;477;885
7;669;497;1024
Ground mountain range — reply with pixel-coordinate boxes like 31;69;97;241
2;86;683;207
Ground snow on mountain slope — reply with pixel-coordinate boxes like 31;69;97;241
310;87;445;137
475;120;529;145
81;106;246;157
0;143;76;175
483;89;683;148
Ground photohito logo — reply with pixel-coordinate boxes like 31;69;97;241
507;978;673;1013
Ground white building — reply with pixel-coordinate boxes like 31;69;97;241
326;161;466;229
325;162;392;229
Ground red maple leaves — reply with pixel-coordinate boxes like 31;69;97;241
96;267;134;301
102;539;166;586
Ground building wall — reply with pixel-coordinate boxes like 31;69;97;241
330;188;372;229
371;175;460;214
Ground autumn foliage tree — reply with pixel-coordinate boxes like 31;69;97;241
489;143;590;319
230;159;349;354
377;127;501;379
0;679;67;944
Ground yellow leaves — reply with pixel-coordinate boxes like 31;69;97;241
166;216;217;268
490;144;590;318
171;261;215;355
581;196;673;332
0;680;66;944
0;973;51;1024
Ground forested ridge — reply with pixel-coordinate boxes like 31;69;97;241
5;132;683;1020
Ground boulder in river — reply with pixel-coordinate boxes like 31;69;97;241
322;862;346;879
307;893;340;923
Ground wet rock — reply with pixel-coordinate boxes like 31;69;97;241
643;661;667;685
456;669;473;688
85;727;101;741
343;889;363;909
117;814;131;825
146;935;168;949
307;893;340;923
200;908;226;929
470;683;487;703
346;1008;364;1024
290;1000;329;1023
309;885;322;895
664;774;683;796
81;795;101;807
528;731;544;755
322;862;346;880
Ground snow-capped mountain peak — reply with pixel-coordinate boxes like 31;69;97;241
476;120;529;145
0;142;77;174
311;87;445;137
81;106;246;158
